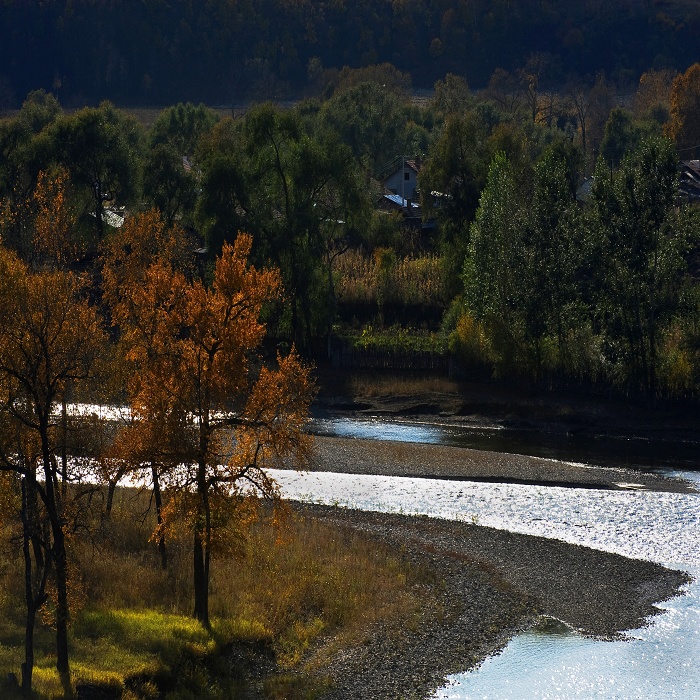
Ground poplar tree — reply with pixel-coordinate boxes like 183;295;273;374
109;226;314;628
0;248;104;694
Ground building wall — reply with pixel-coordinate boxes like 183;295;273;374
384;167;418;199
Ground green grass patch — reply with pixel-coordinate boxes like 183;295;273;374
348;324;445;354
73;608;215;669
0;490;431;699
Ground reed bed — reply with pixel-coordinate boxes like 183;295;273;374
334;249;447;308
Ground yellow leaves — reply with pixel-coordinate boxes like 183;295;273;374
121;233;287;415
230;349;315;476
32;168;80;266
0;252;105;402
666;63;700;154
0;246;27;312
101;209;192;315
450;310;490;365
1;167;81;267
103;225;316;606
0;471;20;530
213;234;282;303
156;488;260;558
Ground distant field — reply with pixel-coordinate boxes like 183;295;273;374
1;105;236;127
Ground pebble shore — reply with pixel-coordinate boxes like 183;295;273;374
290;434;692;700
309;434;695;493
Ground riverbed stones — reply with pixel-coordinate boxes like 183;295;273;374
308;435;695;494
291;502;689;700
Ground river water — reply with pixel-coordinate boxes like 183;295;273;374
272;417;700;700
312;416;699;474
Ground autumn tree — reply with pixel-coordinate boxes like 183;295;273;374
634;69;675;123
518;53;555;124
31;167;81;269
483;68;523;117
101;210;194;566
0;247;105;694
113;230;314;628
565;73;614;170
666;62;700;159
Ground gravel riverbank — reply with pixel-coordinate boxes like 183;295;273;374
278;433;694;700
296;503;689;700
308;435;695;493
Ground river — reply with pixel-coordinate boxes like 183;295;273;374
272;417;700;699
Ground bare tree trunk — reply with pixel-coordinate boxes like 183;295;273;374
53;526;71;695
105;479;117;518
192;453;210;629
152;465;168;570
40;428;72;695
21;474;50;698
21;478;36;697
192;527;209;627
61;392;68;503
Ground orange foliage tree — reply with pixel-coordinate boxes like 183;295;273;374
101;210;194;567
106;224;315;628
666;63;700;159
0;246;105;694
31;168;80;268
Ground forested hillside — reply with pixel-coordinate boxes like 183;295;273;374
1;0;699;106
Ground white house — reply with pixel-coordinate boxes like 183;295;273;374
383;158;421;201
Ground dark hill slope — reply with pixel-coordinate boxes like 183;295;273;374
1;0;698;105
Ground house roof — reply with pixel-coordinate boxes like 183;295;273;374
382;194;420;209
679;161;700;201
382;157;422;181
90;207;125;228
576;177;594;204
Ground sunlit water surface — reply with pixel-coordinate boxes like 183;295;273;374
268;466;700;700
86;406;698;698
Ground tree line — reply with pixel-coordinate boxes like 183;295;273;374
1;0;699;106
1;63;700;393
1;60;700;694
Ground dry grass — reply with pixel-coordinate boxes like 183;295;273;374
0;485;428;698
335;249;447;307
348;371;461;399
214;511;424;668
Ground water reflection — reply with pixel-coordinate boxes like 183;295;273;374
311;417;699;473
430;473;700;700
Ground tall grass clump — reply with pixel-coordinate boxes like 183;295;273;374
335;249;448;308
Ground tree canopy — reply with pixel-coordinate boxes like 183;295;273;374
2;0;699;105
